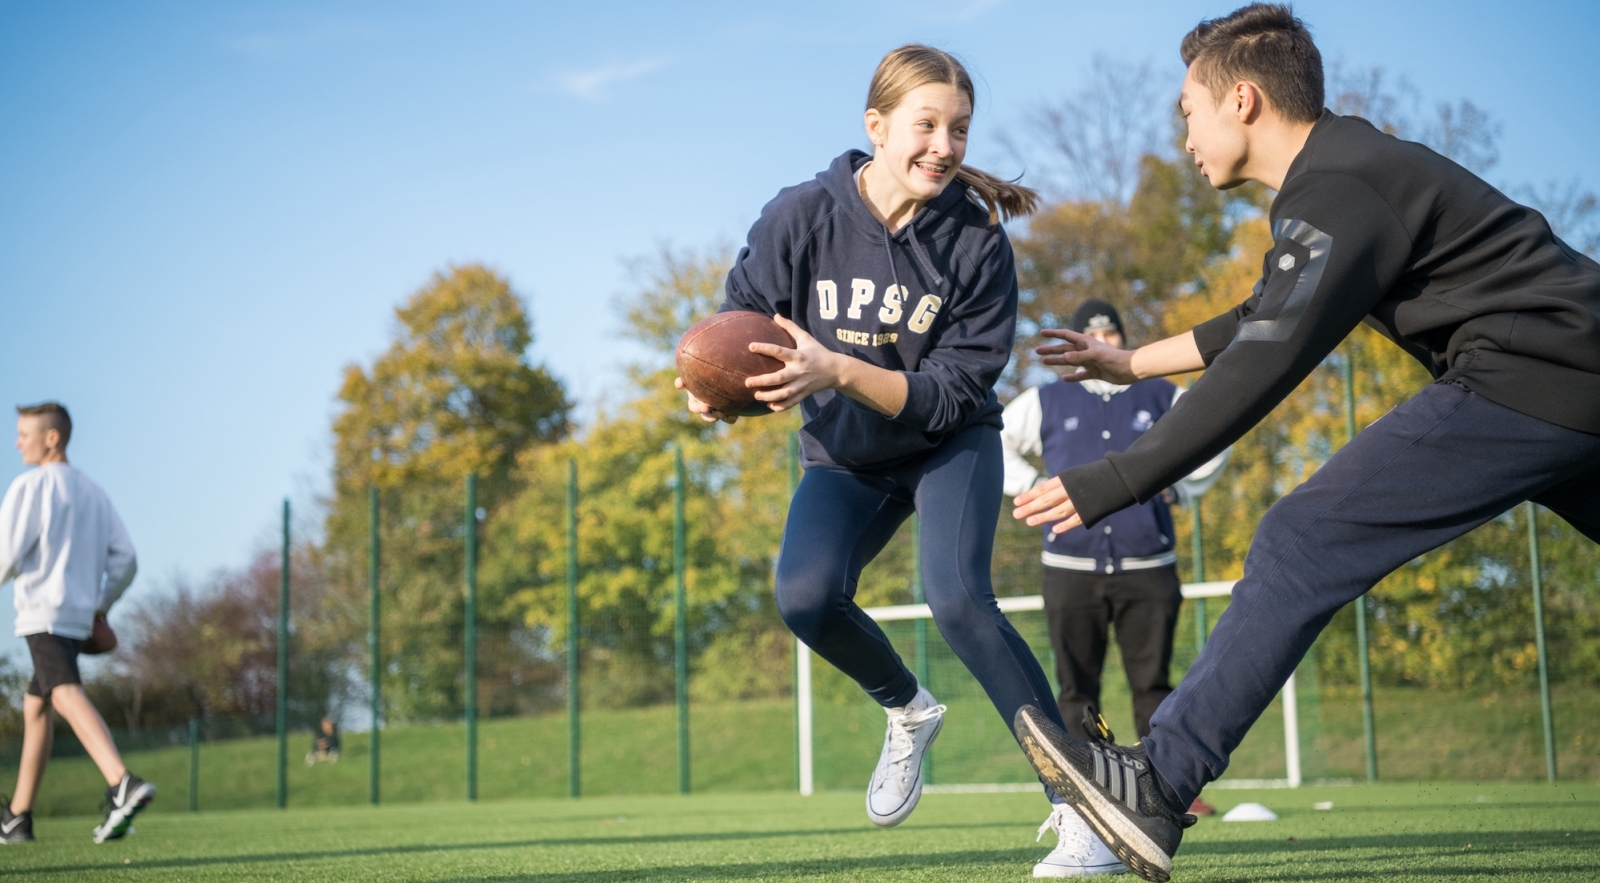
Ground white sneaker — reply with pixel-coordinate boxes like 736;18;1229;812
1033;803;1128;877
865;687;945;827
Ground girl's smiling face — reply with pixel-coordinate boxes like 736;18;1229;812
865;82;971;205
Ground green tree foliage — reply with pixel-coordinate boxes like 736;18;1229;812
1011;151;1245;385
485;248;828;708
325;264;570;721
0;657;29;741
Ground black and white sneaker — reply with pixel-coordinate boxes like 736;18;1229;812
0;804;33;843
1014;706;1193;883
92;774;155;843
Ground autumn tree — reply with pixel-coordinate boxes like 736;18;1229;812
483;247;831;707
325;264;570;721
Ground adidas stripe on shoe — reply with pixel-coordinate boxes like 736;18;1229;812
1014;706;1192;883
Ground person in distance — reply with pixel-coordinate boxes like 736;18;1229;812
1000;298;1228;820
676;44;1124;878
1009;5;1600;881
1;403;156;845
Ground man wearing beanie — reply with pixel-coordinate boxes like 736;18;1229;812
1000;300;1227;817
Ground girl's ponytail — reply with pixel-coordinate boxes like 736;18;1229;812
955;166;1040;224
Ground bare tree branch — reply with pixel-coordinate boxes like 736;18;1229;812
1519;179;1600;257
1006;55;1170;205
1327;61;1500;174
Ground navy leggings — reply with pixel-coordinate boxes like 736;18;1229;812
1145;382;1600;804
776;424;1067;736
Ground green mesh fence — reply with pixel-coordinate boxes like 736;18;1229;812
3;466;1593;817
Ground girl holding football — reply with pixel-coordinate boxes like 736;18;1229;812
677;44;1123;878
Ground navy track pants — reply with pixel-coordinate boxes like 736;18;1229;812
1145;381;1600;803
775;424;1067;737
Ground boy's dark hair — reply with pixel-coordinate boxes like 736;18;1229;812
1181;4;1324;123
16;402;72;448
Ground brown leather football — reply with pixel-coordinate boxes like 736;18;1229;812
675;311;796;415
82;612;117;655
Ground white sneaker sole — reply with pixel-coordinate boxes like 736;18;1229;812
1016;714;1172;883
1033;858;1130;877
93;782;155;843
865;714;943;828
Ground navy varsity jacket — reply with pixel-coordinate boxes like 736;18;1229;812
1002;378;1228;574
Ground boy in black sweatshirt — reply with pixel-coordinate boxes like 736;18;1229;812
1009;5;1600;881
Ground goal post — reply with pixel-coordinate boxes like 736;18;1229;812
794;580;1306;796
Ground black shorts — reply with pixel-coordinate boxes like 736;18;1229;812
25;633;84;697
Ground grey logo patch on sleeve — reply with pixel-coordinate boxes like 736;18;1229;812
1234;218;1330;344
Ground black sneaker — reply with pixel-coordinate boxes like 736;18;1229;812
1015;705;1193;882
93;773;155;843
0;804;33;843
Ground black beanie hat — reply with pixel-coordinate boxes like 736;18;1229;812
1069;299;1125;337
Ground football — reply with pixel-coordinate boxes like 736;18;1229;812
82;612;118;655
675;311;796;415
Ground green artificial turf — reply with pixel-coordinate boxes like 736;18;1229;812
0;783;1595;881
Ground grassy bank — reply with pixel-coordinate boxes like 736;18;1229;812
16;682;1596;818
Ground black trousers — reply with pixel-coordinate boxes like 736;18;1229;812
1145;382;1600;805
1042;565;1182;741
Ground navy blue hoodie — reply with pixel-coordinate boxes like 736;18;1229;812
720;149;1019;470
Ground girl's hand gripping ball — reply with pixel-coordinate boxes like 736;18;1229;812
675;311;796;422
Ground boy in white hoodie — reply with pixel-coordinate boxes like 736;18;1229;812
0;403;154;844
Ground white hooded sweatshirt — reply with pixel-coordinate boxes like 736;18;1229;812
0;463;137;639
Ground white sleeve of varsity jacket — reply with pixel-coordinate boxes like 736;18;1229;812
0;474;43;585
1167;385;1231;507
1000;386;1045;498
99;500;137;613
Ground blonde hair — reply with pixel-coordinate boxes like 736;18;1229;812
866;44;1039;224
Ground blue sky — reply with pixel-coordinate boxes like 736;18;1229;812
3;0;1597;650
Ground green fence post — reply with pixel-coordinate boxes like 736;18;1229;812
674;445;690;795
1343;351;1378;782
465;474;479;802
911;514;931;784
787;434;800;791
1191;499;1207;650
1526;502;1557;782
566;459;581;799
467;476;476;799
188;717;199;813
276;498;289;809
368;486;381;806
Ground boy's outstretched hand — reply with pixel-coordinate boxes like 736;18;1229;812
1036;328;1139;384
1013;475;1082;537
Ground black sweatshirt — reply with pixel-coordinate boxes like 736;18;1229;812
721;150;1018;470
1063;110;1600;527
